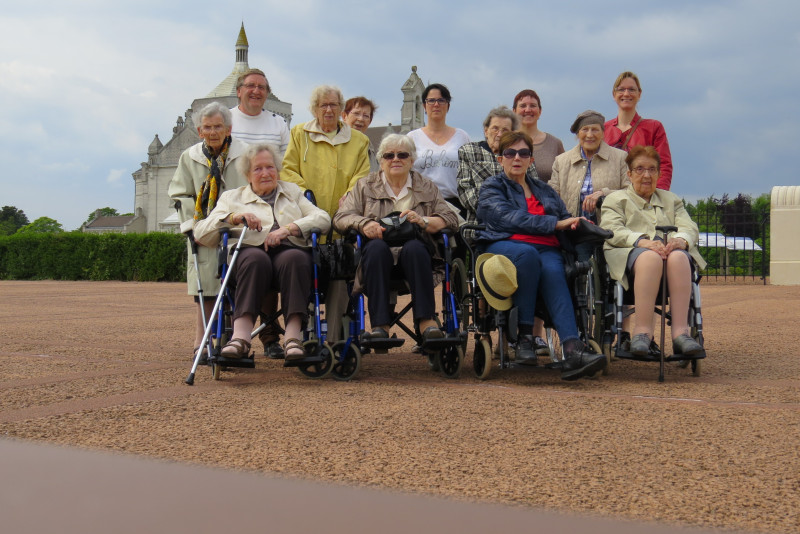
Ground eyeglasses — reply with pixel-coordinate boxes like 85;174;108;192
318;102;340;110
502;148;532;159
615;87;639;94
424;98;447;105
201;125;227;133
382;152;411;160
632;166;658;175
347;111;372;120
487;126;511;134
242;83;268;92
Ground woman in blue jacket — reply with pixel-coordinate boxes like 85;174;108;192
476;131;606;380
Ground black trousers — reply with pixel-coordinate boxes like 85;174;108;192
229;246;311;322
361;238;435;326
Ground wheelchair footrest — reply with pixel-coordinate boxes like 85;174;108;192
210;355;255;368
421;335;463;352
615;349;660;362
360;337;406;350
282;353;327;368
665;351;706;362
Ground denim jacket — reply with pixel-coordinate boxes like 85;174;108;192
475;172;572;245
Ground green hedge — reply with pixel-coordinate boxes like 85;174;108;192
0;232;187;281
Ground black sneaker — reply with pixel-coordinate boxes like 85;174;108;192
514;335;538;366
263;341;285;360
561;340;606;380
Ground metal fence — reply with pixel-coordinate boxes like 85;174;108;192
690;207;770;284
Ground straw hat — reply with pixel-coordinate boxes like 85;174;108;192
475;253;518;311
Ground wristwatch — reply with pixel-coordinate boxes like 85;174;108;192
422;217;429;229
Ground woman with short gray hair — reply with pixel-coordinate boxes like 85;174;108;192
334;134;458;346
169;101;249;357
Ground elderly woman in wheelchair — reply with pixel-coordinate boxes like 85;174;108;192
333;133;459;347
475;131;607;380
193;143;331;360
600;145;706;357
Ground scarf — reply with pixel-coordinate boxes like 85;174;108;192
194;136;231;221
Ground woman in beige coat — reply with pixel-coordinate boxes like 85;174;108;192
194;143;331;359
550;110;629;228
333;134;459;345
169;102;249;355
600;146;706;357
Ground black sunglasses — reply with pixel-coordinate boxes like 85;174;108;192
382;152;411;160
502;148;532;159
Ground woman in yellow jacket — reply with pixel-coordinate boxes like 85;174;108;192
280;85;370;219
280;85;370;341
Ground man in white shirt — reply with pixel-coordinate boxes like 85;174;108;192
229;68;290;153
229;68;291;359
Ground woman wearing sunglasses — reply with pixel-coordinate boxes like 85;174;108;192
334;134;459;344
604;71;673;190
550;110;628;263
407;83;471;214
475;131;607;380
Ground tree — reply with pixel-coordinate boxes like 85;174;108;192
0;206;29;235
17;217;64;234
84;207;120;226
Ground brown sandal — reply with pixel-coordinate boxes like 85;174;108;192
221;338;251;359
283;338;305;361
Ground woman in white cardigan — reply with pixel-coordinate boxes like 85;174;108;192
194;143;331;360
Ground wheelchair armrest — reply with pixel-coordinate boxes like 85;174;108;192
459;223;485;241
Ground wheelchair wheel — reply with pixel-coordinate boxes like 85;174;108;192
297;340;334;379
436;345;463;379
450;258;469;324
473;337;492;380
331;341;362;381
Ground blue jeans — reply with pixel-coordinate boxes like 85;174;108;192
485;240;579;342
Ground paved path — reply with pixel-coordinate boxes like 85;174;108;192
1;281;796;533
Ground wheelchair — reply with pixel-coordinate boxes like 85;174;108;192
453;224;610;380
604;225;706;381
330;230;466;380
185;226;334;384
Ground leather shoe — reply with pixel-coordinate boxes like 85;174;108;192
561;340;606;380
421;326;444;345
362;327;389;341
629;333;652;356
673;334;703;355
514;335;538;366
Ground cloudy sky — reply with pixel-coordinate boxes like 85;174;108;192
1;0;797;230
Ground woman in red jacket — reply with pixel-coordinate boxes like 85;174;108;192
604;72;673;190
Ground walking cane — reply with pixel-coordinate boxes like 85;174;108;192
186;227;248;385
174;201;213;362
655;225;678;382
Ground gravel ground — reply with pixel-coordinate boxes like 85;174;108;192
0;280;797;533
